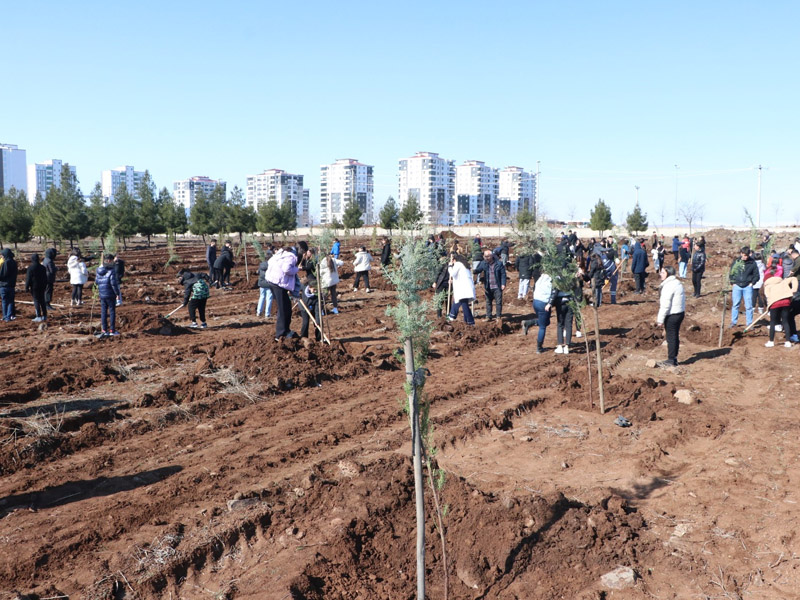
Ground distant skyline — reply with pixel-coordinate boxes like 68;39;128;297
4;1;798;228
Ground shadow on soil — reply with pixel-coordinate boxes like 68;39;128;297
682;347;732;365
0;465;182;514
0;399;124;419
609;473;678;501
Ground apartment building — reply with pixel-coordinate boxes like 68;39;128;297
498;166;536;223
397;151;455;226
0;143;27;195
101;165;146;201
27;159;76;203
245;169;308;227
320;158;374;225
455;160;498;225
173;176;226;211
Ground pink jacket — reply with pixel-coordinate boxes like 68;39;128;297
266;249;299;291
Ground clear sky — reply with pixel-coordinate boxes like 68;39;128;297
4;0;799;228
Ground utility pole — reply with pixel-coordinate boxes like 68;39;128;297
674;165;679;230
536;160;540;222
635;185;640;205
757;164;763;228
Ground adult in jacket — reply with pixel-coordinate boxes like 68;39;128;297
0;248;19;321
631;241;649;294
213;242;234;288
352;246;372;292
473;249;507;320
656;265;686;367
729;246;760;328
763;274;798;347
67;249;89;306
319;254;343;314
25;253;48;322
690;242;706;298
380;237;392;267
516;253;535;299
206;240;217;280
447;254;475;325
265;246;299;340
42;247;58;309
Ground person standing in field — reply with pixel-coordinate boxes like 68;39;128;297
656;265;685;367
42;247;58;310
729;246;759;328
265;245;299;341
256;248;274;319
763;272;797;347
380;237;392;268
522;269;554;354
690;241;706;298
177;269;209;329
0;249;18;321
95;254;121;337
67;249;88;306
474;249;506;320
516;252;534;300
352;245;373;293
631;240;649;294
25;253;48;323
206;239;217;281
319;253;343;314
447;252;475;325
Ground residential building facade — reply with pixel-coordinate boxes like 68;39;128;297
27;159;76;203
455;160;498;225
0;143;28;195
245;169;308;227
101;166;146;201
397;151;455;226
320;158;374;225
497;166;536;224
173;176;226;211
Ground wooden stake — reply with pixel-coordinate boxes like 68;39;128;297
18;301;65;307
296;297;330;344
718;290;727;348
244;240;250;283
590;284;605;414
404;337;426;600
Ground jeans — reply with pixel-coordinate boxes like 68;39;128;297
593;284;602;307
0;287;14;320
679;261;688;278
692;270;703;296
533;299;550;348
327;285;338;308
485;287;503;319
100;296;116;332
518;278;530;299
257;286;274;317
664;312;684;365
472;261;481;284
731;284;754;326
449;299;475;325
188;298;207;323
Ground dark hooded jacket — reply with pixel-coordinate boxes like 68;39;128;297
631;242;649;274
380;240;392;266
25;254;48;293
0;249;18;288
96;263;121;299
179;271;205;304
213;247;234;270
257;260;270;288
114;257;125;282
516;254;535;279
42;248;58;284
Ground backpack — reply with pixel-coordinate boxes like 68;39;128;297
191;278;210;300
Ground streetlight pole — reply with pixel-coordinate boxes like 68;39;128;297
635;185;640;206
674;165;679;230
536;160;540;222
757;164;763;228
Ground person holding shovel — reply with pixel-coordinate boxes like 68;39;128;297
177;269;210;328
299;276;321;340
763;271;798;347
265;245;299;341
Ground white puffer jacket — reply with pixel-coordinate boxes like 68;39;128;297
657;275;685;324
67;255;88;285
353;251;372;272
448;261;475;302
319;256;343;288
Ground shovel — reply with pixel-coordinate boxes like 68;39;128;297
164;303;184;319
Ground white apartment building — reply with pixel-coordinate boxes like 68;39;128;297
101;166;146;201
455;160;498;225
498;166;536;224
320;158;374;225
0;143;28;195
27;159;76;203
245;169;308;227
397;152;455;226
173;176;226;211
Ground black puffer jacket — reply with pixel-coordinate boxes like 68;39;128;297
213;247;233;270
0;249;18;288
729;256;760;287
42;248;58;284
25;254;48;293
257;260;270;288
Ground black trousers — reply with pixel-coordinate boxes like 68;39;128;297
484;287;502;318
188;298;207;323
692;270;703;296
556;298;573;345
268;283;292;338
300;298;320;340
71;284;84;303
634;272;646;293
664;312;684;365
31;289;47;318
353;271;370;289
769;306;790;341
44;281;55;305
213;268;223;288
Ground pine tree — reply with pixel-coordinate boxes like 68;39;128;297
379;196;399;234
31;191;47;241
110;182;140;249
208;184;228;234
159;187;186;241
257;200;283;241
342;197;364;235
0;187;34;248
589;198;613;237
87;183;110;244
399;194;423;231
225;185;256;243
137;170;162;247
625;202;648;236
279;201;297;234
189;188;214;243
516;208;535;229
59;165;89;247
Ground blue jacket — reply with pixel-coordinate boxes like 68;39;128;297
331;241;341;258
631;243;649;274
96;265;121;299
671;238;680;252
474;259;507;291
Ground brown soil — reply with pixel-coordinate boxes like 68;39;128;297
1;230;799;599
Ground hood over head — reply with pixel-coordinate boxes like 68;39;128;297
30;253;40;264
1;248;13;260
44;248;57;259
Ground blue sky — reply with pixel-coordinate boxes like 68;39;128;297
4;0;799;227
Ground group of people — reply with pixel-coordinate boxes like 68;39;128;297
0;247;124;336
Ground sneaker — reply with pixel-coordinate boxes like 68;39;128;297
554;345;564;354
447;315;455;322
785;341;793;348
765;340;775;347
200;322;207;328
656;360;677;368
575;331;582;338
8;316;15;321
116;301;122;306
536;347;545;354
790;335;800;343
331;308;339;314
775;324;783;332
563;346;569;354
97;330;109;339
522;322;530;336
352;288;358;293
188;322;199;328
109;330;120;337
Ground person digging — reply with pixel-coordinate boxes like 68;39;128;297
177;269;210;328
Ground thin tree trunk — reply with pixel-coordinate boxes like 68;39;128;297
718;291;726;348
590;286;605;414
244;240;249;283
404;337;426;600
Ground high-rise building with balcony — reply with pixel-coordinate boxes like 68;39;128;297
397;151;455;226
498;166;536;224
245;169;308;227
173;176;226;211
0;143;28;195
27;159;77;203
455;160;498;225
101;166;146;201
320;158;374;225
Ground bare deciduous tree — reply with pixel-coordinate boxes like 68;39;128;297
679;200;704;234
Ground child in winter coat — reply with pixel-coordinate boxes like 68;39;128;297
299;277;321;340
178;269;210;328
25;253;48;322
256;252;274;318
352;246;373;292
42;247;58;309
95;254;121;336
67;249;89;306
0;248;19;321
319;254;343;313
